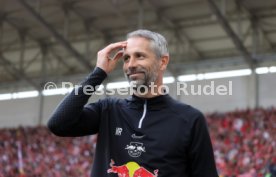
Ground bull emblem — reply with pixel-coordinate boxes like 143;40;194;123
125;142;146;158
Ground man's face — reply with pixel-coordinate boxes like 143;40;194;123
123;37;160;88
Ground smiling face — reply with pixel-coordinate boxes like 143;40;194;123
123;37;162;88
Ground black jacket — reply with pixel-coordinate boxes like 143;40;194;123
48;67;218;177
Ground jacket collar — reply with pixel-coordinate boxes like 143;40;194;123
126;94;172;110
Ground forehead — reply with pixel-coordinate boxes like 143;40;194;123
125;37;153;53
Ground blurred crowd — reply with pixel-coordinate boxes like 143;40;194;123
0;126;96;177
0;107;275;177
207;107;276;177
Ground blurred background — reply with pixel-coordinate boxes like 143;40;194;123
0;0;275;176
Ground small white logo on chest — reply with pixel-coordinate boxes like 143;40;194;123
115;127;123;136
125;142;146;157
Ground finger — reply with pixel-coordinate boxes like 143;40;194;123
109;51;123;67
110;50;124;63
112;50;124;61
105;41;127;54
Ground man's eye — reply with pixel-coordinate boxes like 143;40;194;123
137;54;144;59
123;56;129;62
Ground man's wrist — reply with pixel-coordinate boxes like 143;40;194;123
94;67;108;77
83;67;108;86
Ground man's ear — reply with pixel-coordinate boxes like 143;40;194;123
159;55;169;71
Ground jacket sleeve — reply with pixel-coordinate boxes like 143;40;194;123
47;67;107;137
187;112;218;177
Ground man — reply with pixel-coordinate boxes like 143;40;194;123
48;29;218;177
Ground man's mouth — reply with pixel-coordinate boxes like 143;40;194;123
129;73;143;77
127;72;144;77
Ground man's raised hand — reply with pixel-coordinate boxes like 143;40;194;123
96;41;127;74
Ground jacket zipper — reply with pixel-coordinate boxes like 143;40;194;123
138;100;147;128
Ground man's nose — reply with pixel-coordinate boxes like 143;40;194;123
127;57;137;68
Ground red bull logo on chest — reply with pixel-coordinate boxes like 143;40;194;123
107;159;158;177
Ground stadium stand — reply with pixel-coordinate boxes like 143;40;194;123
207;107;276;177
0;107;275;177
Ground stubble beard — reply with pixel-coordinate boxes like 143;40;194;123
125;65;159;92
